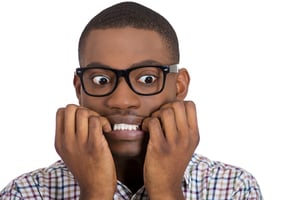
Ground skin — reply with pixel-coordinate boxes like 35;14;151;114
55;27;200;200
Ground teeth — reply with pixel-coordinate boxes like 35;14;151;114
113;123;139;131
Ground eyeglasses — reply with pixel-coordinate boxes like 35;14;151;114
75;64;178;97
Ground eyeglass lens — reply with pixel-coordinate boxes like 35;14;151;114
81;66;165;96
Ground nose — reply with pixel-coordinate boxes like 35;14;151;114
106;77;140;109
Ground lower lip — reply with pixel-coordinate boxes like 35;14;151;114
104;130;145;141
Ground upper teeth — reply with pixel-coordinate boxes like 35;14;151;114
113;124;139;131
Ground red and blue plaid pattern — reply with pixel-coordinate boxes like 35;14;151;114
0;154;263;199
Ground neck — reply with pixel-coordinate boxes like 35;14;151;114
113;154;145;193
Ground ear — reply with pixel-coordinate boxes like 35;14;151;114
73;75;82;104
176;68;190;100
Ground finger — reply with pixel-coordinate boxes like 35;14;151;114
159;107;178;143
75;108;90;144
185;101;200;142
141;117;150;132
55;108;65;154
160;101;195;136
88;116;111;152
99;116;112;133
63;104;78;137
143;117;166;147
171;102;189;138
87;116;108;150
78;107;111;133
150;101;179;119
151;101;184;141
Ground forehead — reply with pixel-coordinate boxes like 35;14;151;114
80;27;172;69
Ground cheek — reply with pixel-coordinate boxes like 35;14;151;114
139;90;177;113
79;95;106;112
145;78;178;107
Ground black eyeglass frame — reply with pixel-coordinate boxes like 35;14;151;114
75;64;178;97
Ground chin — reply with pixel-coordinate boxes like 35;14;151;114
108;140;148;159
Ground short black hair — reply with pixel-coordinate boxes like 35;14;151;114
78;1;179;66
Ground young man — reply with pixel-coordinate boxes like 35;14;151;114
0;2;263;199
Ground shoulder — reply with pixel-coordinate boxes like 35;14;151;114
10;160;72;185
188;154;257;179
184;154;263;199
0;161;78;199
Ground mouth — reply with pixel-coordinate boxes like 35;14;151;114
104;122;144;141
104;114;146;141
113;123;141;131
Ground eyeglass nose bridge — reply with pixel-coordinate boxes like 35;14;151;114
113;69;134;91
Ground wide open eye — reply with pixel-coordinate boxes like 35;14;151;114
92;75;111;86
137;75;158;85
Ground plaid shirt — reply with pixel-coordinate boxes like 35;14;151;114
0;154;263;199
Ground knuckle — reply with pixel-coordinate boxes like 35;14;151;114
65;104;77;111
76;107;89;118
191;130;200;147
88;116;99;129
54;141;61;154
186;101;196;110
160;107;174;117
55;140;73;156
63;142;77;155
86;144;95;154
148;117;160;126
56;107;65;118
173;100;184;108
149;140;169;154
193;133;200;147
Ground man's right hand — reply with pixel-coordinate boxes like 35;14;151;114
55;104;116;200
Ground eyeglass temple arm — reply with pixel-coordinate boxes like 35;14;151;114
169;64;178;73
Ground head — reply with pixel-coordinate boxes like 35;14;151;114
78;1;179;66
74;1;190;158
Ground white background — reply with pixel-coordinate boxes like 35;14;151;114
0;1;299;199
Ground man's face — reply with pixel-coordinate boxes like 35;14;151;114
74;27;179;158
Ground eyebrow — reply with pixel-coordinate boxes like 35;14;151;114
85;60;166;69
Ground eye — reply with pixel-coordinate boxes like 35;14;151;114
137;75;158;85
92;75;111;85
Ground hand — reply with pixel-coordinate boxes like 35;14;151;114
55;104;116;200
142;101;200;200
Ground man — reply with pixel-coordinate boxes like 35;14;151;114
0;2;263;199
